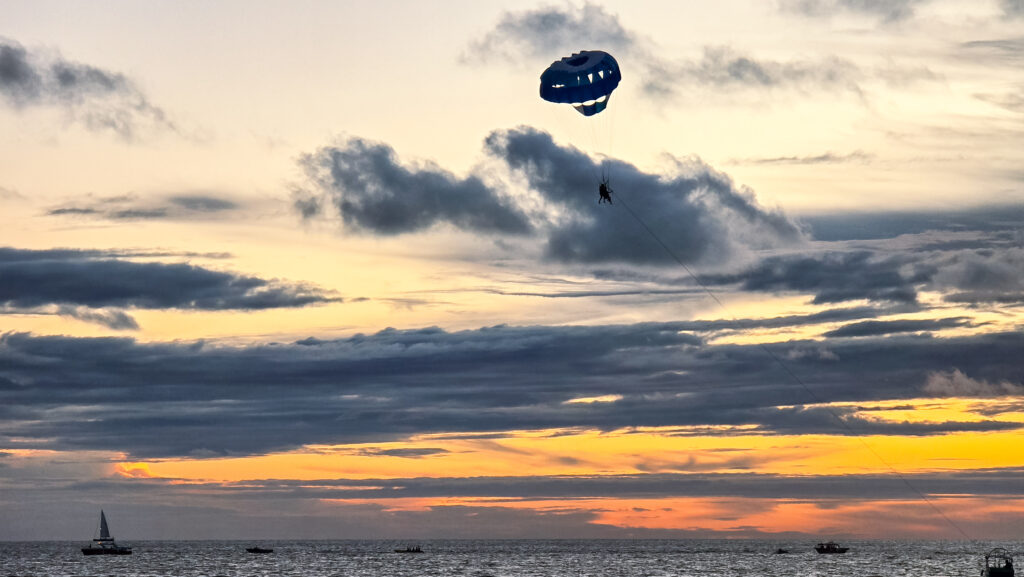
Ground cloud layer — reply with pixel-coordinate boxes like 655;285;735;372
0;248;337;329
48;193;241;221
2;320;1022;459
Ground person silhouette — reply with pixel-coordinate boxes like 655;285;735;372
598;180;613;204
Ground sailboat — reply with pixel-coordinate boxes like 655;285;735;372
81;510;132;555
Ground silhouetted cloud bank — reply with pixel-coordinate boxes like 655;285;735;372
2;324;1021;458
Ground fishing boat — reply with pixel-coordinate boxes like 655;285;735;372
983;548;1014;577
246;546;274;554
81;510;132;555
814;541;849;554
394;545;423;553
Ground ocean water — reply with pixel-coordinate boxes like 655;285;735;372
1;539;1017;577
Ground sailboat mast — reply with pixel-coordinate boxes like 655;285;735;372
99;510;111;540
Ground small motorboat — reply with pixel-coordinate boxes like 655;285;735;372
394;545;423;553
815;541;849;554
983;548;1014;577
246;546;274;554
81;510;132;556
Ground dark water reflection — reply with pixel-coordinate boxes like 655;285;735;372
1;539;1018;577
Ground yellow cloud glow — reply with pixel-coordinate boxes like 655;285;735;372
127;394;1024;483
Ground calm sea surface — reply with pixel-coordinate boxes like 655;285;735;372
2;539;1018;577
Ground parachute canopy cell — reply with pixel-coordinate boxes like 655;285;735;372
539;50;621;117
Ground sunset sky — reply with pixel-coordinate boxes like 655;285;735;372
3;0;1024;541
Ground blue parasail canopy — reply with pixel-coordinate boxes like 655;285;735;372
539;50;621;116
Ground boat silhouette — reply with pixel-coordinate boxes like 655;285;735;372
81;510;132;555
983;548;1014;577
814;541;849;554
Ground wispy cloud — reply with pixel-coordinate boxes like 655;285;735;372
1003;0;1024;18
0;185;24;201
0;247;339;328
779;0;926;22
923;368;1024;397
642;46;864;99
464;4;937;103
732;150;874;165
55;305;140;331
462;3;635;63
822;317;972;337
974;91;1024;113
0;37;175;139
960;37;1024;66
47;193;242;222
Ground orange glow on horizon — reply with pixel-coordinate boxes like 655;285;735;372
123;394;1024;484
320;495;1024;538
116;462;154;478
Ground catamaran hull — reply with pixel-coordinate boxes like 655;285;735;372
82;547;132;555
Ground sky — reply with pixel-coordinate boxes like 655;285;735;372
2;0;1024;541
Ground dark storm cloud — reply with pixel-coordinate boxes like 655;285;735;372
931;247;1024;305
700;238;1024;307
485;126;805;265
297;136;533;236
3;322;1023;459
47;193;241;221
296;127;804;266
0;247;337;312
701;251;922;304
780;0;925;22
801;205;1024;241
0;38;174;138
822;317;972;337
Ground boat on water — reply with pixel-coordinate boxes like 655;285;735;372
395;545;423;553
81;510;132;555
983;548;1014;577
814;541;849;554
246;546;274;554
774;548;790;554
